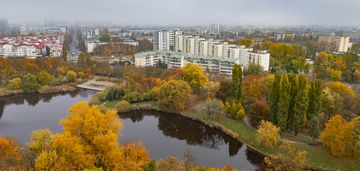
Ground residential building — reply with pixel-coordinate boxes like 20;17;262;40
318;36;351;53
153;30;183;51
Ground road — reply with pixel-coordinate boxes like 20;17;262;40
68;31;80;62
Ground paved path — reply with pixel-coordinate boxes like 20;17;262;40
77;76;116;91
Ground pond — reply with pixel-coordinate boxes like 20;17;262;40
0;90;264;170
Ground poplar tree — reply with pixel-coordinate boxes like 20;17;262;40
232;64;242;100
287;73;298;129
307;79;323;120
277;74;291;130
269;72;281;123
290;76;309;135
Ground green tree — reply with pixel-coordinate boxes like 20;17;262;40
66;71;77;83
232;64;243;100
307;79;323;120
269;72;281;123
181;63;208;92
277;74;291;130
21;73;40;93
158;80;193;111
289;76;308;135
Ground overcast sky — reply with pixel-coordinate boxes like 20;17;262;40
1;0;359;26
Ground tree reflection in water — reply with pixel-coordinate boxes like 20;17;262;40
0;89;95;119
119;110;243;157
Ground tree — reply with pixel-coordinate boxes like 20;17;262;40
289;76;308;135
21;73;40;92
326;81;355;97
309;117;320;138
248;100;270;127
158;80;193;111
224;101;246;120
269;72;281;123
204;98;224;116
277;74;291;130
320;115;349;156
7;78;22;90
66;71;77;83
232;64;243;100
257;120;280;149
104;87;125;101
265;141;307;171
0;137;25;170
239;39;252;48
244;63;263;75
38;71;54;86
181;63;208;92
307;79;323;120
32;102;150;170
123;91;144;103
347;117;360;159
115;100;132;113
28;129;53;154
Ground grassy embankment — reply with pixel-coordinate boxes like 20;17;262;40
104;100;360;171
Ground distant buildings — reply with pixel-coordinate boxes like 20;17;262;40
0;34;64;57
147;30;270;75
318;36;350;53
84;40;107;53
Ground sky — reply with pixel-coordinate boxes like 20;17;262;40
1;0;360;26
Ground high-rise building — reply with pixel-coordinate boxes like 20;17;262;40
318;36;351;53
153;30;183;51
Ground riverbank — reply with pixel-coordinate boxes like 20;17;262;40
0;85;77;97
104;100;360;171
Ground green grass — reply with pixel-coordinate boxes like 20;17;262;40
103;100;117;108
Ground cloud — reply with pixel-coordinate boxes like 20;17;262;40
0;0;359;25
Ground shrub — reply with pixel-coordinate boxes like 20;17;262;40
38;71;54;86
21;73;40;93
257;120;280;148
204;98;224;116
89;92;106;105
265;141;307;171
66;71;77;83
248;100;270;127
224;101;246;120
7;78;22;90
77;72;88;79
158;80;193;111
105;87;125;101
123;91;144;103
115;100;133;113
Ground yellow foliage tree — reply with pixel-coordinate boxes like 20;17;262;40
320;115;350;156
257;120;280;148
181;63;209;91
33;102;150;170
0;137;25;170
326;81;355;97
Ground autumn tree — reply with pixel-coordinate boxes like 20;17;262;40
158;80;193;111
320;115;349;156
7;77;22;90
32;102;150;170
181;63;208;92
224;101;246;120
66;70;77;83
257;120;280;149
38;71;54;86
265;141;308;171
248;100;270;127
232;64;243;100
0;137;26;170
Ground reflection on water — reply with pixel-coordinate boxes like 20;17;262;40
0;89;95;143
0;91;264;170
120;110;264;170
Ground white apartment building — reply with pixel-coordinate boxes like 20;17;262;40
154;30;183;51
85;40;108;53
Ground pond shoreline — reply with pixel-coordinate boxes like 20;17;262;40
0;84;77;98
